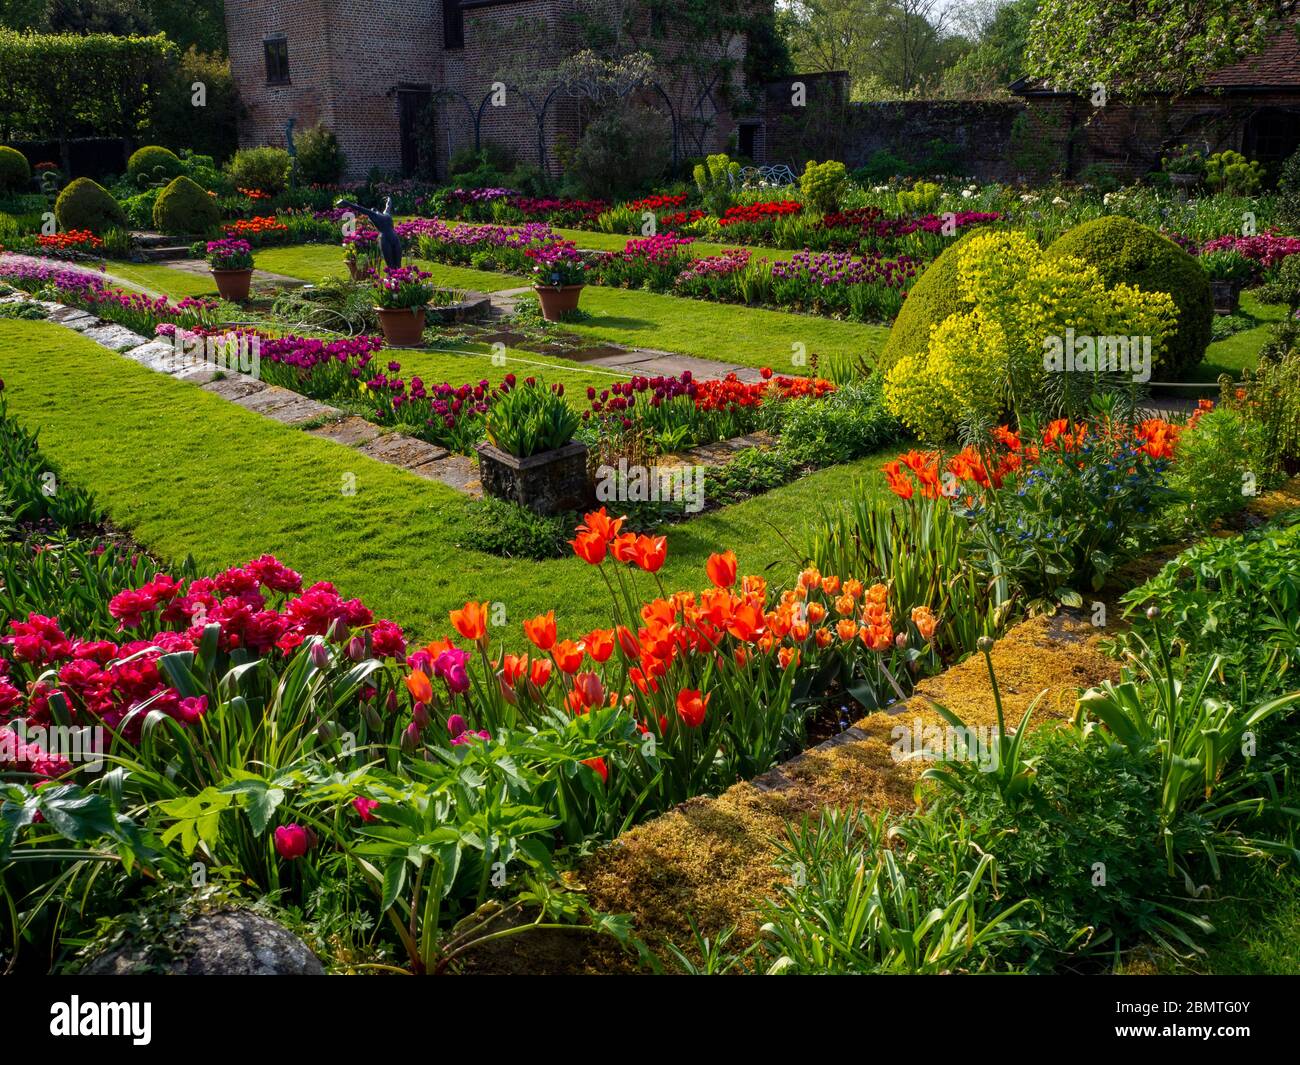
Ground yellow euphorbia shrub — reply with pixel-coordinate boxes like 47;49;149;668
884;231;1177;441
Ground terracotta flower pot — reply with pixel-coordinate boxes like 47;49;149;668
211;268;253;302
375;306;426;347
534;284;584;322
347;259;360;281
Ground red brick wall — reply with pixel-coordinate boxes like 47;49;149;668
226;0;758;180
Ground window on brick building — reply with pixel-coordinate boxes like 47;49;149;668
443;1;464;50
264;37;290;85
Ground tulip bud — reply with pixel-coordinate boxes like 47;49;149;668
498;673;518;705
363;704;383;731
1146;605;1161;620
412;701;430;729
327;616;349;643
895;631;908;650
347;635;366;661
316;720;338;743
309;641;331;670
386;688;398;714
400;721;421;753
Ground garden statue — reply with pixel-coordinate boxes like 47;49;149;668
336;196;402;269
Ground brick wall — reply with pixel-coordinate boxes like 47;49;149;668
226;0;757;182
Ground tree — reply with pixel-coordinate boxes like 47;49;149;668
0;0;226;54
1026;0;1299;98
940;0;1037;97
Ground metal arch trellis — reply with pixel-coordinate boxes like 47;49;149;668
428;71;712;177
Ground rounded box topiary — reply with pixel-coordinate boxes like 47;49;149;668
0;145;31;191
152;175;220;235
1045;216;1212;379
876;228;985;377
54;177;128;234
126;145;184;186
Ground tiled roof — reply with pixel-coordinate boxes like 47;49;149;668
1203;25;1300;86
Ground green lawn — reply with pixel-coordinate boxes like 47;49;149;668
553;227;805;264
251;243;889;371
102;261;221;299
1192;290;1289;383
0;319;896;642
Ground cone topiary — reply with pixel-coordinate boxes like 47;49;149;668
152;175;220;235
1046;216;1212;379
54;177;128;234
0;146;31;191
126;145;184;187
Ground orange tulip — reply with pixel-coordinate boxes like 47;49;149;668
705;549;738;589
405;670;433;705
578;507;623;543
616;624;641;659
814;626;833;648
836;619;858;642
675;688;709;728
502;653;528;686
726;602;765;642
843;579;863;599
552;638;585;674
581;756;609;783
835;594;855;617
911;606;938;641
611;532;640;563
806;601;827;625
778;646;800;670
633;535;667;573
528;657;553;687
449;600;488;643
583;628;615;663
523;611;557;651
570;530;607;565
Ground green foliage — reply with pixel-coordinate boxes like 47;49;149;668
225;146;292;195
568;104;671;202
1168;407;1266;529
1277;146;1300;233
151;175;219;235
120;187;160;229
0;29;176;143
0;145;30;191
775;378;902;466
896;180;940;215
483;379;580;458
148;51;238;163
1161;143;1206;176
1046;216;1213;379
1027;0;1286;97
53;176;126;234
1230;343;1300;479
798;159;847;214
1205;149;1263;195
126;144;182;187
1256;255;1300;313
693;152;739;217
884;231;1176;438
458;497;573;560
293;123;346;186
1198;248;1253;283
0;394;102;530
756;809;1033;974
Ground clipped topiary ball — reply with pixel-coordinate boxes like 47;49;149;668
1046;216;1212;379
0;145;31;191
152;175;220;235
127;145;184;186
877;228;984;376
54;177;128;234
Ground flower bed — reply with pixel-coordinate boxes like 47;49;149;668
0;258;218;333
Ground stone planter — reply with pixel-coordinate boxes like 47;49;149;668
1168;172;1201;201
375;306;426;347
211;268;253;302
534;284;584;322
476;439;589;515
1211;279;1242;315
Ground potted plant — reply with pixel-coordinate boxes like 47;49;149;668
1161;144;1206;195
1200;248;1254;314
373;265;435;347
525;241;587;321
207;238;255;301
475;378;587;515
343;229;381;280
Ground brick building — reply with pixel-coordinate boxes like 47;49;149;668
225;0;763;180
1010;27;1300;179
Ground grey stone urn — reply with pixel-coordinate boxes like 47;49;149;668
475;440;590;515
